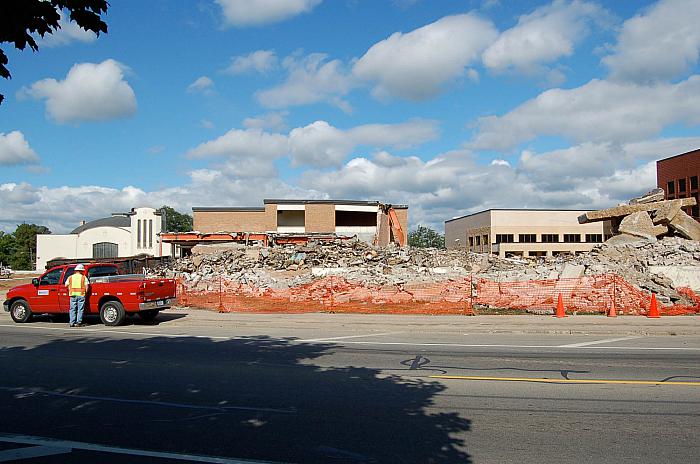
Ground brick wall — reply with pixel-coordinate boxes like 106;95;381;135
305;204;336;232
657;149;700;220
194;206;276;233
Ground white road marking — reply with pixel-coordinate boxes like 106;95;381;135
0;434;284;463
299;332;401;342
559;336;642;347
0;444;71;462
1;324;698;350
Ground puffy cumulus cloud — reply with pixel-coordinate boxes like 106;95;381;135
300;136;700;229
243;111;288;131
19;59;137;123
288;119;439;167
353;14;498;100
483;0;605;74
0;131;40;166
603;0;700;83
469;76;700;151
187;76;215;94
216;0;322;27
224;50;278;75
186;128;288;160
256;53;353;110
37;11;98;48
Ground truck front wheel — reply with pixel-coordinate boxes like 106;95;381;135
10;300;32;323
100;301;126;326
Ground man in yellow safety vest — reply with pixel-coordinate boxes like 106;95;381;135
65;264;90;327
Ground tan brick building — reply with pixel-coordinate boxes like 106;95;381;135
193;199;408;246
445;209;611;257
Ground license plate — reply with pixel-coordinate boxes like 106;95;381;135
156;300;164;307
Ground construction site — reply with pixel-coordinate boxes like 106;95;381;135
149;190;700;317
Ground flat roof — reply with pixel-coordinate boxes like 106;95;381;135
656;147;700;164
445;208;591;223
192;207;265;212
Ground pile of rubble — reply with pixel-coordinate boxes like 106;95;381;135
148;189;699;307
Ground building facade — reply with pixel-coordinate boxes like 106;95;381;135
36;207;172;270
445;209;610;257
193;199;408;246
657;148;700;221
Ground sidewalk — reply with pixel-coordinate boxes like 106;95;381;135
168;308;700;336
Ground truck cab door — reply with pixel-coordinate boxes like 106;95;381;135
59;267;76;313
28;268;64;313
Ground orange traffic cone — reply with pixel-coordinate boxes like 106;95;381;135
608;299;617;317
555;293;567;318
647;293;660;318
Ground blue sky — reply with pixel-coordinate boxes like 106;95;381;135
1;0;699;233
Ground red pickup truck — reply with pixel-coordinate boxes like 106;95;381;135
3;263;177;326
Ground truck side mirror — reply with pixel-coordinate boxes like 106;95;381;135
32;278;39;287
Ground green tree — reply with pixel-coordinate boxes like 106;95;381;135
9;223;50;270
0;0;109;105
161;206;193;232
0;231;16;267
408;225;446;249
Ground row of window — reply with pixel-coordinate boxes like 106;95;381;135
137;219;154;249
493;233;603;244
667;176;698;195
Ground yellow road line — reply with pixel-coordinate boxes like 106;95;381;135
429;375;700;386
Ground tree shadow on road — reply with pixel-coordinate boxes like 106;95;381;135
0;334;471;463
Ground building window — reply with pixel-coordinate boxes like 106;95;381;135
678;178;686;194
691;176;698;190
564;234;581;243
585;234;603;243
93;242;118;259
475;235;481;246
541;234;559;243
495;234;514;243
519;234;536;243
483;235;488;247
667;181;675;195
149;219;153;248
137;220;141;248
143;220;147;249
468;236;474;247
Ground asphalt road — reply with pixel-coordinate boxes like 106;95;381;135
1;311;699;463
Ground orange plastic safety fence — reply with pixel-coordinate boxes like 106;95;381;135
176;274;700;316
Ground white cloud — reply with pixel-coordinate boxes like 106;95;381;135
37;11;98;48
216;0;322;27
243;111;289;131
19;59;137;123
483;0;605;74
224;50;278;75
469;76;700;151
353;14;498;100
603;0;700;83
186;128;288;159
187;76;215;95
257;53;353;110
0;131;40;166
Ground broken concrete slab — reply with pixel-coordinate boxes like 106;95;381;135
651;199;683;225
618;211;668;239
629;188;665;205
560;264;585;279
649;265;700;292
669;209;700;241
603;234;651;246
578;197;696;223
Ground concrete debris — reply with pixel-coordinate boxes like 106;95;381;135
628;188;665;205
148;190;699;309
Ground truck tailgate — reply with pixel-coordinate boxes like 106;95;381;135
142;279;177;302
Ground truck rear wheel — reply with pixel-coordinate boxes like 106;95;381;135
137;309;159;322
100;301;126;326
10;300;32;323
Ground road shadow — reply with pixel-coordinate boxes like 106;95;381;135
24;312;188;326
0;334;471;463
